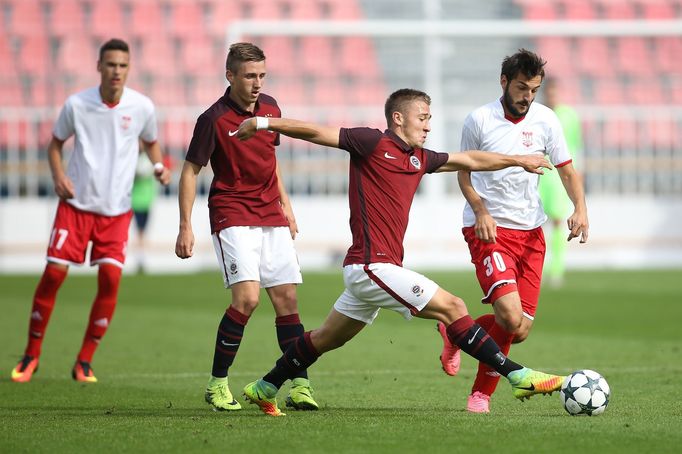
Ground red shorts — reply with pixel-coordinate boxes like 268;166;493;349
462;226;545;318
46;200;133;268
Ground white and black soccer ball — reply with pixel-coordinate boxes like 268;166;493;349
560;369;610;416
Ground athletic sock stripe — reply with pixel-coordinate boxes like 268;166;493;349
217;330;243;341
470;333;491;355
363;265;418;315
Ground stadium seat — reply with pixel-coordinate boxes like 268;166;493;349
599;0;636;19
88;1;126;40
638;0;676;19
187;76;226;107
162;118;193;150
129;1;166;38
180;36;218;77
327;0;363;19
314;78;345;105
206;0;240;36
629;77;664;105
615;37;654;77
267;80;304;105
260;37;297;76
645;117;677;149
47;0;86;37
17;35;50;77
653;37;682;73
592;78;624;105
603;117;638;150
148;77;186;107
537;37;574;76
575;37;614;77
300;37;337;77
56;36;98;76
288;0;324;19
339;37;380;77
137;38;176;75
558;0;596;19
4;0;45;36
0;73;24;107
515;0;557;20
168;2;205;38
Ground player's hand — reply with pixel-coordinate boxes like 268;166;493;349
155;166;171;186
237;118;257;141
566;210;589;243
282;205;299;240
519;154;552;175
53;174;75;199
175;228;195;259
475;213;497;243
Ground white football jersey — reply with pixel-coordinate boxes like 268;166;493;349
53;86;158;216
460;99;571;230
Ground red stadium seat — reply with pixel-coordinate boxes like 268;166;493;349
592;78;624;105
515;0;557;20
129;1;165;38
575;37;614;77
327;0;363;19
47;0;86;37
339;37;380;77
187;77;226;107
638;0;676;19
599;0;636;19
314;78;345;105
653;37;682;73
206;0;240;36
0;73;24;107
138;38;176;75
267;80;304;105
558;0;596;19
181;36;218;77
56;36;97;76
300;37;337;78
603;117;637;149
537;37;574;77
288;0;324;19
629;77;664;105
4;0;45;36
260;37;297;76
89;1;126;40
148;77;186;107
168;2;205;38
615;37;654;77
17;35;50;76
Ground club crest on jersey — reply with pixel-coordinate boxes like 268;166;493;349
229;260;238;275
412;285;423;296
121;115;132;130
410;156;421;169
522;131;533;148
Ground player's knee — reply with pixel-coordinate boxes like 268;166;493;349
496;312;523;335
231;297;260;315
512;324;531;343
442;295;468;322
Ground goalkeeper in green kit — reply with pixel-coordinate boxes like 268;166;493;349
538;77;584;288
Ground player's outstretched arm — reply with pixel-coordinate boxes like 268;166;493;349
436;151;552;174
238;117;340;148
175;160;201;259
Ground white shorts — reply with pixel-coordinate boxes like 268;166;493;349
333;263;439;325
212;226;303;288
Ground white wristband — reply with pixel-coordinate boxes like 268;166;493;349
255;116;269;130
153;162;165;173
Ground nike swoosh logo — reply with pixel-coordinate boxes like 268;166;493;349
517;384;535;391
384;152;397;159
228;130;238;136
467;327;481;344
221;340;239;347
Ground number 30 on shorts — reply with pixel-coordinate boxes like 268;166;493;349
483;252;507;277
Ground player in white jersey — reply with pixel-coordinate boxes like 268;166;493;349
11;39;171;384
436;49;588;413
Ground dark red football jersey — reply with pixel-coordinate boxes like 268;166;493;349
338;127;448;266
185;88;286;232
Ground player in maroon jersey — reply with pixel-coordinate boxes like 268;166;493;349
175;43;318;412
234;88;566;416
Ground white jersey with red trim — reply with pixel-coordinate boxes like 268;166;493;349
460;99;571;230
53;86;158;216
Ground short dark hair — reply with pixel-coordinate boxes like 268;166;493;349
384;88;431;126
226;42;266;73
501;48;546;82
99;38;129;61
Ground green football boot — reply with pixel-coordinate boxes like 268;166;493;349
285;377;319;411
205;376;242;411
243;379;285;416
508;367;565;400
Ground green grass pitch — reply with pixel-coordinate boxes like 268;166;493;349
1;269;681;453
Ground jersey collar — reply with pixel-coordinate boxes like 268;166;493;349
222;87;259;116
384;129;414;153
499;97;526;124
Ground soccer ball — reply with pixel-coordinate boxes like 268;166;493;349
560;369;610;416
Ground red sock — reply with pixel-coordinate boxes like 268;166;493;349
471;321;514;396
25;264;68;358
475;313;496;332
77;264;122;363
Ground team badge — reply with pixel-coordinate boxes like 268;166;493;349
522;131;533;148
229;260;238;275
412;285;423;296
121;115;132;130
410;156;421;169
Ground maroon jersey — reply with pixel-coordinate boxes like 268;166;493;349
185;88;286;232
338;127;448;266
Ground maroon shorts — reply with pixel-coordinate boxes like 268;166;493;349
463;226;545;318
46;200;133;268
